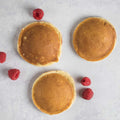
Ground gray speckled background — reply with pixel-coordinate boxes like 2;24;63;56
0;0;120;120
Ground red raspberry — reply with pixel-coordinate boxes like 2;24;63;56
8;69;20;80
82;88;94;100
0;52;6;63
81;77;91;86
33;8;44;20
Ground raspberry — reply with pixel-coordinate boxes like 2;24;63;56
8;69;20;80
82;88;94;100
33;8;44;20
0;52;6;63
81;77;91;86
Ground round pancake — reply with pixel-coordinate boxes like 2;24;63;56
73;17;116;61
32;71;76;115
17;22;62;66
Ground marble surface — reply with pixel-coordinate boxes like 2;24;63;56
0;0;120;120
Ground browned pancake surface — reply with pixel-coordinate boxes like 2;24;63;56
73;17;116;61
18;22;61;66
32;71;75;115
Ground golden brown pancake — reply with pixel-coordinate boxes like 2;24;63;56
17;22;62;66
32;71;76;115
73;17;116;61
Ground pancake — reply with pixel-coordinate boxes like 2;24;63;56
17;22;62;66
32;71;76;115
73;17;116;61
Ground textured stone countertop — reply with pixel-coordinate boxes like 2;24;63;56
0;0;120;120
